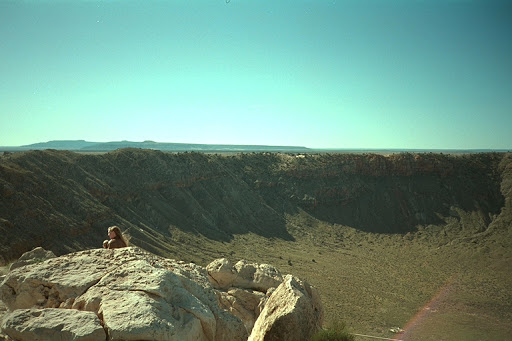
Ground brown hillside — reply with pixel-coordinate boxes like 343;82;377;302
0;150;508;263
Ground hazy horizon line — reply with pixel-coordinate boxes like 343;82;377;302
0;139;510;153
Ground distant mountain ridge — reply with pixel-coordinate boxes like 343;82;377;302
2;140;311;153
1;140;509;154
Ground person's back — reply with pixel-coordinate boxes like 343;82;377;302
107;237;126;249
103;225;129;249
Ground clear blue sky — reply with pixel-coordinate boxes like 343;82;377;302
1;0;511;149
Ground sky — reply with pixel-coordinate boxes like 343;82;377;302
1;0;511;149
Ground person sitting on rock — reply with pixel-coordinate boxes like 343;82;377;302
103;225;129;249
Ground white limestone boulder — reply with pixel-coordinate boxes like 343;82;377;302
248;274;324;341
207;258;283;292
73;258;245;341
0;247;248;341
1;308;105;341
206;258;238;289
0;247;324;341
9;247;56;271
216;287;267;332
0;248;111;311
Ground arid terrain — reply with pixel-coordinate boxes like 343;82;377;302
1;149;511;340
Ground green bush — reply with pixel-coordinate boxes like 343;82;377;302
311;321;355;341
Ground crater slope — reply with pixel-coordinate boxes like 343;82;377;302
0;150;508;262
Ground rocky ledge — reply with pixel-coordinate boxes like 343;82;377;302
0;247;323;341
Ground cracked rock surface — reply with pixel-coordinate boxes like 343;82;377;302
0;247;323;341
1;308;105;341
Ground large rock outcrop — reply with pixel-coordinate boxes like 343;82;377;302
207;258;286;333
207;258;283;292
248;275;324;341
0;247;323;341
8;247;56;271
2;308;105;341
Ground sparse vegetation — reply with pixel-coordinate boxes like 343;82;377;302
311;321;355;341
0;265;9;276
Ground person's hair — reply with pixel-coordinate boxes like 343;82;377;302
108;225;130;247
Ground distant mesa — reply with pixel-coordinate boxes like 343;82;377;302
1;140;509;154
0;140;311;153
22;140;97;150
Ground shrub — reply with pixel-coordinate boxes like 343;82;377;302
311;321;355;341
